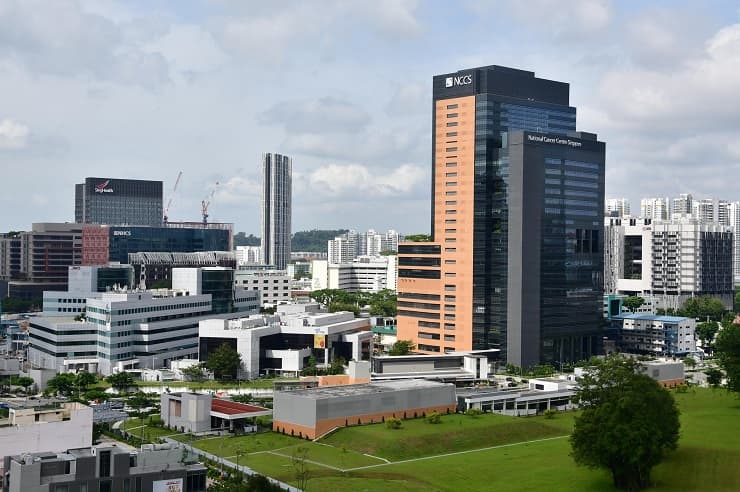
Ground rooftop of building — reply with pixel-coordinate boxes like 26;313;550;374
612;313;691;322
280;379;452;400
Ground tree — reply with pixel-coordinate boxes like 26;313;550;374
328;357;346;376
404;234;431;242
682;296;725;321
328;301;359;316
204;343;242;380
181;363;207;382
379;249;396;256
291;446;311;491
76;371;97;392
12;376;35;394
705;368;723;387
106;372;134;393
47;373;78;396
622;296;645;313
389;340;415;356
570;356;680;491
715;323;740;392
696;321;719;350
682;356;696;370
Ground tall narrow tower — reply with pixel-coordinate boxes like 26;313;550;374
260;153;292;270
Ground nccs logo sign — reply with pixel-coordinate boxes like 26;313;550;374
445;74;473;88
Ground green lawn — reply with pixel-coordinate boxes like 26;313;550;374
122;417;182;442
233;388;740;492
320;410;573;461
186;432;302;456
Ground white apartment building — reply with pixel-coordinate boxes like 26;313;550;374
692;198;730;226
199;303;372;378
604;216;734;309
672;193;693;216
729;202;740;285
234;268;292;305
640;198;669;221
235;245;262;265
30;268;259;375
327;237;355;264
326;255;397;293
606;198;631;218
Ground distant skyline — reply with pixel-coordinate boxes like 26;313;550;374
1;1;740;234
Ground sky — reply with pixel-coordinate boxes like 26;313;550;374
1;0;740;234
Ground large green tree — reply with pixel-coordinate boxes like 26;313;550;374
570;356;680;492
106;372;134;393
75;371;98;392
47;373;78;396
204;343;242;380
681;296;725;321
695;321;719;350
715;323;740;393
622;296;645;313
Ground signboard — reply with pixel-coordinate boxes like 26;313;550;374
153;478;183;492
313;334;326;349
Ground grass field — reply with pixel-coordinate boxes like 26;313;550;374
122;417;183;442
191;387;740;491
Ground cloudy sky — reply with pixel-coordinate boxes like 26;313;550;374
1;0;739;234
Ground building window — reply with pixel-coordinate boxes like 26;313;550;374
444;284;456;291
445;201;457;206
445;219;456;224
446;104;458;109
446;182;457;186
445;229;456;234
446;132;458;137
445;191;457;196
446;113;458;118
418;343;441;352
446;162;457;167
446;147;458;152
445;172;458;178
445;209;456;214
446;122;458;127
444;248;456;253
99;451;111;477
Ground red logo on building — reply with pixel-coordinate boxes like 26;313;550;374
95;180;113;193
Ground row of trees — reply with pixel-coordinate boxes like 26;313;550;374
309;288;397;317
622;295;727;322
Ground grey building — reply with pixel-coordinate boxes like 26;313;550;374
260;153;292;270
272;379;456;439
3;443;206;492
160;392;211;433
75;177;163;227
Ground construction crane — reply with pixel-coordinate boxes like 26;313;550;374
163;170;183;223
201;181;219;224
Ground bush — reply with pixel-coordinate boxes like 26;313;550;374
426;411;442;424
543;409;557;419
465;408;482;418
385;418;403;429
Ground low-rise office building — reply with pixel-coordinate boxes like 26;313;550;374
199;303;372;379
160;392;271;434
29;268;259;375
457;379;577;416
234;268;292;306
607;314;696;356
272;379;456;439
371;350;500;382
0;402;93;460
3;443;206;492
42;265;134;317
326;255;398;293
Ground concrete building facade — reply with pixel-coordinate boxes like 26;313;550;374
3;443;206;492
272;379;456;439
0;402;93;461
234;268;292;305
75;177;163;227
608;314;696;355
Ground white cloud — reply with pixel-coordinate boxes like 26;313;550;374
308;163;426;197
0;118;29;149
214;176;261;205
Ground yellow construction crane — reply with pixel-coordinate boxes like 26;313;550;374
201;181;220;224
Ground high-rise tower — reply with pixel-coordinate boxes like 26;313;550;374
397;65;605;367
260;153;292;270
